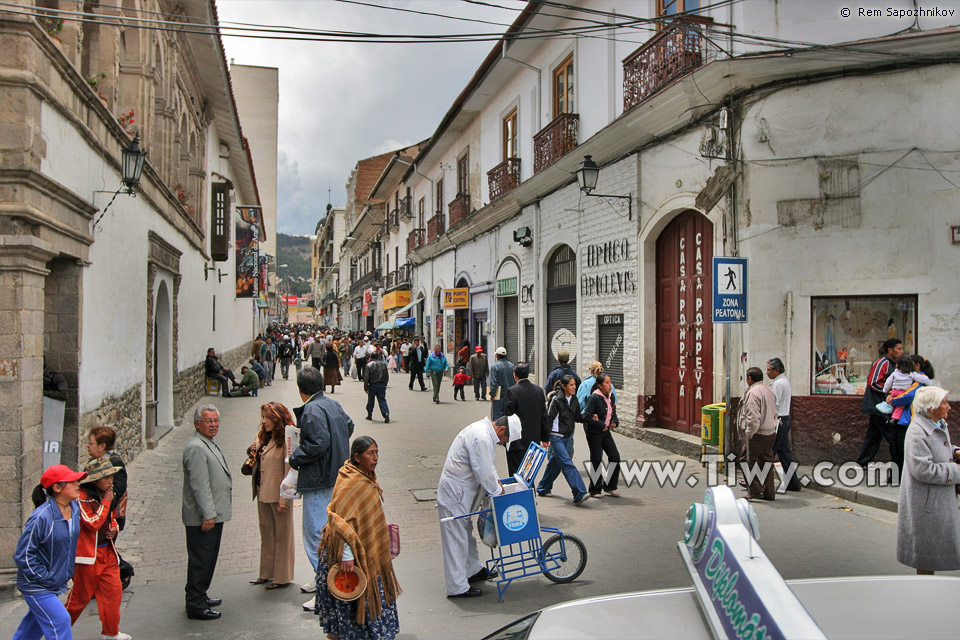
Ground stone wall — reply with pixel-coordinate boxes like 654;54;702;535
176;341;253;420
78;384;143;464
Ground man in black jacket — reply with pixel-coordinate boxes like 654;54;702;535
407;337;428;391
204;348;236;397
363;349;390;423
502;363;550;476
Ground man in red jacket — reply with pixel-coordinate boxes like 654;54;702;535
856;338;903;467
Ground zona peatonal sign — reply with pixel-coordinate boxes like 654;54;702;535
712;257;748;323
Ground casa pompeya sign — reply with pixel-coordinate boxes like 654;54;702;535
581;237;636;297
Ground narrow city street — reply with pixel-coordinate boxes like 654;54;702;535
1;373;949;640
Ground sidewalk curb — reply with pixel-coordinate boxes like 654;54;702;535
634;427;899;513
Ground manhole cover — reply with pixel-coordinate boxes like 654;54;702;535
411;488;437;502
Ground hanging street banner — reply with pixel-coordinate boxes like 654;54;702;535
235;205;261;298
712;257;748;323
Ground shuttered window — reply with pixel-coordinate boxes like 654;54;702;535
546;301;577;374
502;297;519;364
210;182;230;262
524;317;535;374
598;314;625;389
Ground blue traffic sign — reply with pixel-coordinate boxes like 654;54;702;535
712;257;747;323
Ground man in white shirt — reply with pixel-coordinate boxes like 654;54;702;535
766;358;801;492
353;340;369;381
399;340;411;372
437;415;521;598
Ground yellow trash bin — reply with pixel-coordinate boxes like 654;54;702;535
701;403;726;447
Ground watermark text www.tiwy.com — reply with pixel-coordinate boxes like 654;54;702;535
583;455;900;493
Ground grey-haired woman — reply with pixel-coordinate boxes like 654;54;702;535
896;386;960;574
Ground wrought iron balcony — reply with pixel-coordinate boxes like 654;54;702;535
623;17;714;112
349;268;381;296
427;213;445;243
388;209;400;231
399;196;413;220
386;263;412;290
407;228;425;253
487;157;521;201
448;193;471;228
533;113;579;174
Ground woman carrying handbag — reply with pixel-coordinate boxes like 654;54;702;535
246;402;296;590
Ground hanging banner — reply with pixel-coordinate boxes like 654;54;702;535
235;206;261;298
363;288;372;317
258;256;268;307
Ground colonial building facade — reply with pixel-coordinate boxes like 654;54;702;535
1;0;265;584
349;1;960;461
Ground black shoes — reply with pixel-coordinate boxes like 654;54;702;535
206;597;222;606
365;415;373;421
187;608;221;621
447;587;482;598
468;567;498;583
384;415;390;423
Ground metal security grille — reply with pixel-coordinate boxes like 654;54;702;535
598;314;625;389
524;317;535;374
502;297;519;364
546;300;577;374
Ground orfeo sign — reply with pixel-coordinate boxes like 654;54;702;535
712;257;748;323
443;288;469;309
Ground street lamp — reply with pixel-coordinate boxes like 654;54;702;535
121;133;146;193
576;154;632;220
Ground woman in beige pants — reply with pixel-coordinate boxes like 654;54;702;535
248;402;296;589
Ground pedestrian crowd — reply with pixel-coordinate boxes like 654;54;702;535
16;323;960;639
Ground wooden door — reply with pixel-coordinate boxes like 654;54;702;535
655;211;713;434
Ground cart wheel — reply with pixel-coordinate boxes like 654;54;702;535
540;533;587;583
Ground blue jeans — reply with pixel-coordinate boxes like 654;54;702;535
301;486;334;571
492;398;505;420
366;383;389;418
537;435;587;500
14;591;72;640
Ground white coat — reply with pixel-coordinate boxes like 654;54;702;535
437;417;503;596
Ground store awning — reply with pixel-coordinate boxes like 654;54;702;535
390;296;422;320
377;317;416;331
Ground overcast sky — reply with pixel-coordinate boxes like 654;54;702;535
217;0;521;236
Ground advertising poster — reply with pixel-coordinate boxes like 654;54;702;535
235;206;261;298
258;255;268;305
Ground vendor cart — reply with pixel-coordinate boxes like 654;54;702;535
443;442;587;601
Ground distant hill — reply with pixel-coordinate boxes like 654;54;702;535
277;232;312;295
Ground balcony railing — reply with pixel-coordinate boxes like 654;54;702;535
388;209;400;231
386;263;412;290
427;213;445;243
533;113;579;174
623;17;715;112
349;268;382;296
448;194;471;228
487;157;521;201
407;228;425;253
399;196;413;220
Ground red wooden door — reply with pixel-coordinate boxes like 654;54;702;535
656;211;713;434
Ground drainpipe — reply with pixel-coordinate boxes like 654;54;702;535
502;43;542;133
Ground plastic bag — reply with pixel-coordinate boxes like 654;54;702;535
876;401;893;415
475;495;497;548
280;468;300;500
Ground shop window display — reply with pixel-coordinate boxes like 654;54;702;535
811;296;916;395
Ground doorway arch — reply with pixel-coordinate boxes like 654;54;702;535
545;244;577;374
154;280;173;428
655;210;713;434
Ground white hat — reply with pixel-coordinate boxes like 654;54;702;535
495;347;507;356
507;415;522;446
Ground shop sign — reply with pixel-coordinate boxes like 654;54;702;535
581;237;636;298
497;277;518;297
435;314;443;337
362;288;372;317
443;288;469;309
383;290;411;310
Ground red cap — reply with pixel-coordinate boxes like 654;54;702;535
40;464;87;489
475;346;483;352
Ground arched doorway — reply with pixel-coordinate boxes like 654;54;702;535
454;276;470;354
154;280;173;428
655;211;713;434
545;244;577;373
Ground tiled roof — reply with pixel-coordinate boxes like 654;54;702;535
353;151;395;203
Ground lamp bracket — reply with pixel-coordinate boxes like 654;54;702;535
589;193;632;221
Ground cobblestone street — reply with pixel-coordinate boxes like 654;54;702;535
2;371;946;639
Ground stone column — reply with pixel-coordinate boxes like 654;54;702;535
0;235;56;583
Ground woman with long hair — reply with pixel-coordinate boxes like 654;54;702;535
65;457;131;640
248;401;296;590
13;465;86;640
581;372;623;498
315;436;400;640
323;342;343;394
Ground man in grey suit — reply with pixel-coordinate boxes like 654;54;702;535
182;404;232;621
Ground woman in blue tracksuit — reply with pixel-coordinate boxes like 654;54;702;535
13;464;87;640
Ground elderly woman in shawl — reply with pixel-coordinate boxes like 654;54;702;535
315;436;400;640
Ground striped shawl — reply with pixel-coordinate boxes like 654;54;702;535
320;460;401;624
